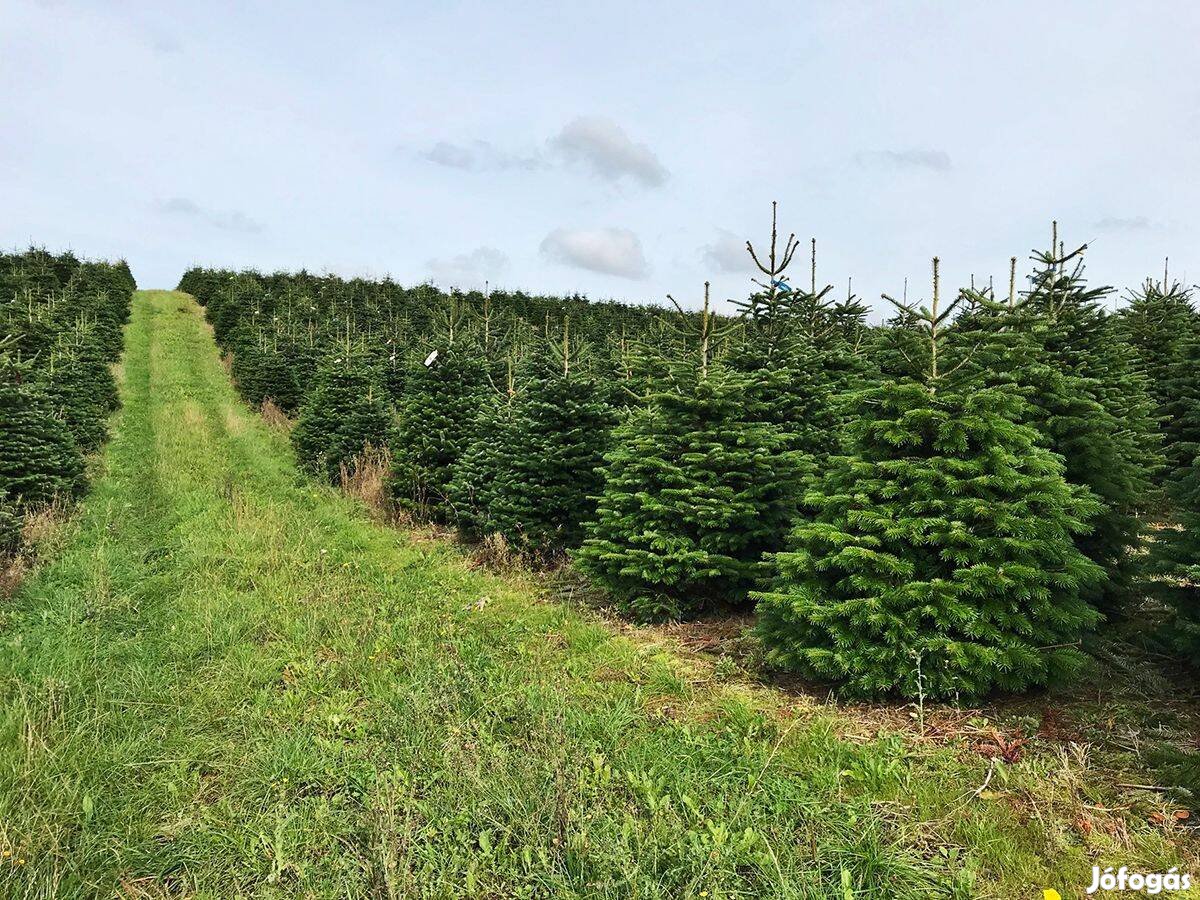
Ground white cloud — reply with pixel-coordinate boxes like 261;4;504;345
701;228;750;273
1094;215;1152;232
153;197;263;233
855;149;952;172
540;227;649;279
422;140;544;172
426;246;510;290
549;117;668;187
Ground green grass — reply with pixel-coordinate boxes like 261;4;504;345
0;291;1195;898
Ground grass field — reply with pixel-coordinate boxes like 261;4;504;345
0;290;1195;898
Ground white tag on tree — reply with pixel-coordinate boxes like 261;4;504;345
423;349;439;367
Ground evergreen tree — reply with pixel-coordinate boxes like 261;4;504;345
291;349;391;484
755;262;1104;699
1118;273;1200;485
577;285;805;621
447;375;514;538
1012;236;1157;611
40;330;119;453
0;352;86;510
946;265;1145;612
0;499;19;555
727;212;842;460
483;326;615;556
390;331;487;520
1151;455;1200;658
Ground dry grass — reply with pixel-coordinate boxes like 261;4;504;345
1;498;74;599
259;398;293;431
468;531;519;571
339;444;393;520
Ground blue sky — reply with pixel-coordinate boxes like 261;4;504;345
4;0;1198;315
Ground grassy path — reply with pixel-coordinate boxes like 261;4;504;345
0;291;1191;898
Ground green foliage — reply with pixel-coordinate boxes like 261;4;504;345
949;284;1147;612
1150;456;1200;658
0;355;86;511
391;348;487;520
1118;278;1200;486
484;347;615;555
40;330;120;452
577;359;805;621
755;380;1104;700
291;351;391;484
0;248;131;551
230;328;302;412
446;388;513;537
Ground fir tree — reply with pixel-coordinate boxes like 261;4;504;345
40;329;119;453
0;351;86;510
1151;455;1200;658
577;285;805;621
1020;234;1158;610
291;348;391;484
0;499;19;555
1118;271;1200;485
390;316;488;520
447;367;515;538
945;264;1142;612
755;260;1105;699
483;323;615;556
727;209;843;460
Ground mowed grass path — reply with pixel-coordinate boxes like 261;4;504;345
0;291;1191;898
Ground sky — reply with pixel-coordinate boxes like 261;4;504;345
4;0;1199;317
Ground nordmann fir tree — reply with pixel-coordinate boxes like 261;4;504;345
291;340;391;484
1151;447;1200;659
947;256;1141;613
1021;227;1157;610
482;320;615;557
40;322;120;453
0;344;86;519
727;204;841;460
447;358;517;539
755;259;1105;700
576;284;805;622
1117;267;1200;486
390;299;488;521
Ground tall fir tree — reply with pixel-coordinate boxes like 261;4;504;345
0;351;86;511
755;260;1105;700
446;363;515;538
1117;271;1200;486
1150;455;1200;659
577;285;806;621
390;303;488;520
1018;234;1158;611
483;323;615;556
291;346;391;484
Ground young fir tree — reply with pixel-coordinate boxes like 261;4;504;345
291;346;391;484
1117;270;1200;486
40;327;119;453
727;207;842;460
1020;232;1158;610
945;261;1141;613
230;326;302;413
1151;453;1200;659
446;362;516;538
483;322;615;557
754;260;1105;700
0;350;86;512
390;304;488;520
0;499;19;555
576;285;805;621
